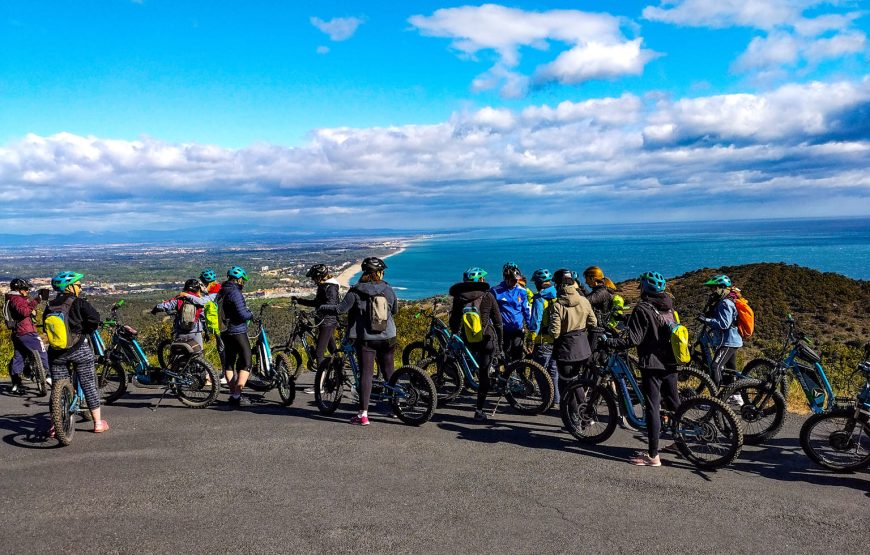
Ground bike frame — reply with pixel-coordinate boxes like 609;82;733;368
605;353;648;429
335;337;409;403
783;348;835;414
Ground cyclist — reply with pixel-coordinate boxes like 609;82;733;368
216;266;254;407
449;267;503;421
491;262;530;363
528;269;559;405
5;278;50;395
583;266;617;323
548;269;596;403
44;272;107;433
151;279;208;347
700;274;742;388
199;268;225;382
318;257;398;426
608;271;680;467
293;264;340;394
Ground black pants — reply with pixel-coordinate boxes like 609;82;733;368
355;339;395;411
502;330;525;363
556;360;585;414
640;368;680;458
315;323;337;366
469;343;495;411
710;346;737;387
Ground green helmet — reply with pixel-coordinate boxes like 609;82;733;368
51;271;84;292
704;274;732;287
464;267;488;283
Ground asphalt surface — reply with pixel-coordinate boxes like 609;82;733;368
0;375;867;555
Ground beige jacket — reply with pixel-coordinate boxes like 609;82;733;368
549;284;597;338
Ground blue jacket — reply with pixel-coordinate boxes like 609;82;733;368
703;298;743;348
216;281;253;335
491;282;531;334
529;285;557;338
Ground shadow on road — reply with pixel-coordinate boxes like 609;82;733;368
0;411;58;449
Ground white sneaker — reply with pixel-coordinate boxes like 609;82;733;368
45;376;52;386
728;394;744;407
303;387;315;394
219;377;228;386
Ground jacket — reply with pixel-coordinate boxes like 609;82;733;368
449;282;503;349
529;284;557;340
296;278;340;326
321;280;398;341
216;281;253;335
611;292;677;371
43;293;101;348
586;285;614;323
703;297;743;348
549;285;597;363
5;292;39;336
491;281;530;334
154;293;207;337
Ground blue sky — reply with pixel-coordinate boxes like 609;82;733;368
1;1;868;232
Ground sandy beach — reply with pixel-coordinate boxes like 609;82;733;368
335;244;407;289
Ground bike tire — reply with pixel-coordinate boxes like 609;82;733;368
156;339;172;370
402;340;438;367
417;356;464;406
274;354;296;407
50;379;76;446
31;354;48;397
559;379;618;444
743;358;789;399
174;358;218;408
503;359;554;415
284;347;305;379
799;408;870;472
97;360;127;405
721;378;786;445
314;356;345;415
673;395;743;470
677;365;718;399
389;365;438;426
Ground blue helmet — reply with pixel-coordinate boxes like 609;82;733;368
464;267;488;283
51;271;84;292
227;266;249;281
531;268;552;286
639;271;666;294
199;268;217;284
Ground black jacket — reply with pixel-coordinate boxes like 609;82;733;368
448;282;503;349
586;285;614;321
611;292;676;371
296;278;340;326
44;294;101;347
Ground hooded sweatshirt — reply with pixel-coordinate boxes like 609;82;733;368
5;292;39;336
448;281;503;348
529;284;557;340
321;280;398;341
549;284;597;339
611;291;677;371
491;281;530;334
296;278;340;326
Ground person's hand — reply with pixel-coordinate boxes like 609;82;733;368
150;307;160;315
38;288;50;301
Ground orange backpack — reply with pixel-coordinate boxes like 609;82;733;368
734;296;755;339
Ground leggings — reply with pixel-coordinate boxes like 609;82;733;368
640;368;680;458
710;346;738;387
502;330;525;364
469;343;495;411
355;339;395;411
315;323;337;366
49;339;101;411
10;333;49;376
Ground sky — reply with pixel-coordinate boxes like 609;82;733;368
0;0;868;233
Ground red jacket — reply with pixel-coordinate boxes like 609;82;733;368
5;292;39;336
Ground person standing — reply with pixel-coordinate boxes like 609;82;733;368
528;269;559;405
548;269;596;405
293;264;339;394
151;279;208;347
216;266;254;407
700;274;743;388
4;278;50;395
491;262;530;363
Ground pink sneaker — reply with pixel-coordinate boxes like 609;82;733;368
93;420;110;433
350;415;370;426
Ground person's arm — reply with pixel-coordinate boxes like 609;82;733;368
319;290;357;315
152;299;178;314
586;300;598;328
610;307;647;350
232;290;254;322
548;304;562;339
529;296;543;339
521;292;531;328
295;295;317;308
390;289;399;315
180;293;207;307
79;299;101;334
489;293;503;347
449;297;461;334
10;296;33;319
705;300;735;331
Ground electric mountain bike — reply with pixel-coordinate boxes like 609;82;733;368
271;300;332;380
49;361;88;446
243;302;295;406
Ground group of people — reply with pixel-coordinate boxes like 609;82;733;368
4;256;747;467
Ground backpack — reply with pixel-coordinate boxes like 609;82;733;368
178;299;199;332
462;296;486;344
203;300;220;334
642;302;691;364
358;289;390;333
216;294;229;333
733;296;755;339
3;299;16;330
43;297;82;350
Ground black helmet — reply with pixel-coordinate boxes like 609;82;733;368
10;278;31;291
553;268;575;287
183;278;201;292
306;264;329;280
361;257;387;273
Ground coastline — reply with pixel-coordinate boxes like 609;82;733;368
335;244;409;289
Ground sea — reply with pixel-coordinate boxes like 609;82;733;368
354;217;870;300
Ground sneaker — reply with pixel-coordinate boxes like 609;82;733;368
350;415;370;426
93;420;109;433
629;453;661;467
219;376;228;386
47;425;55;439
728;394;745;407
226;396;240;407
303;387;315;395
474;410;488;422
45;376;52;386
237;396;252;407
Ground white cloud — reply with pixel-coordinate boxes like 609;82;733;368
409;4;656;96
310;16;364;42
316;45;330;55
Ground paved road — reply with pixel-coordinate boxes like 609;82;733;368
0;376;867;554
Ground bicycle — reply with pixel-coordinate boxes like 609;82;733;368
243;302;295;406
95;300;219;409
313;329;438;425
19;337;49;397
799;343;870;472
401;297;449;366
49;361;88;446
271;300;332;380
560;341;743;470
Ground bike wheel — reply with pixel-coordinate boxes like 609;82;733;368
174;358;218;408
50;379;76;446
274;354;296;407
503;359;554;415
743;358;789;398
800;408;870;472
560;379;618;443
677;365;718;399
417;356;464;405
97;360;127;404
672;396;743;470
156;339;172;370
722;378;786;445
31;355;48;397
314;356;345;415
389;365;438;425
402;340;438;367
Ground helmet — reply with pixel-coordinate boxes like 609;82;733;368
584;266;604;285
531;268;552;285
639;271;666;294
361;257;387;273
463;267;488;282
51;271;84;292
502;261;521;279
199;268;217;284
227;266;249;281
553;268;575;287
306;264;329;280
9;278;32;291
704;274;732;288
184;278;202;292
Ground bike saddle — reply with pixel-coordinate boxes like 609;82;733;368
170;339;202;354
121;325;138;336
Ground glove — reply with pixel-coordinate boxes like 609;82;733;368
150;307;160;315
